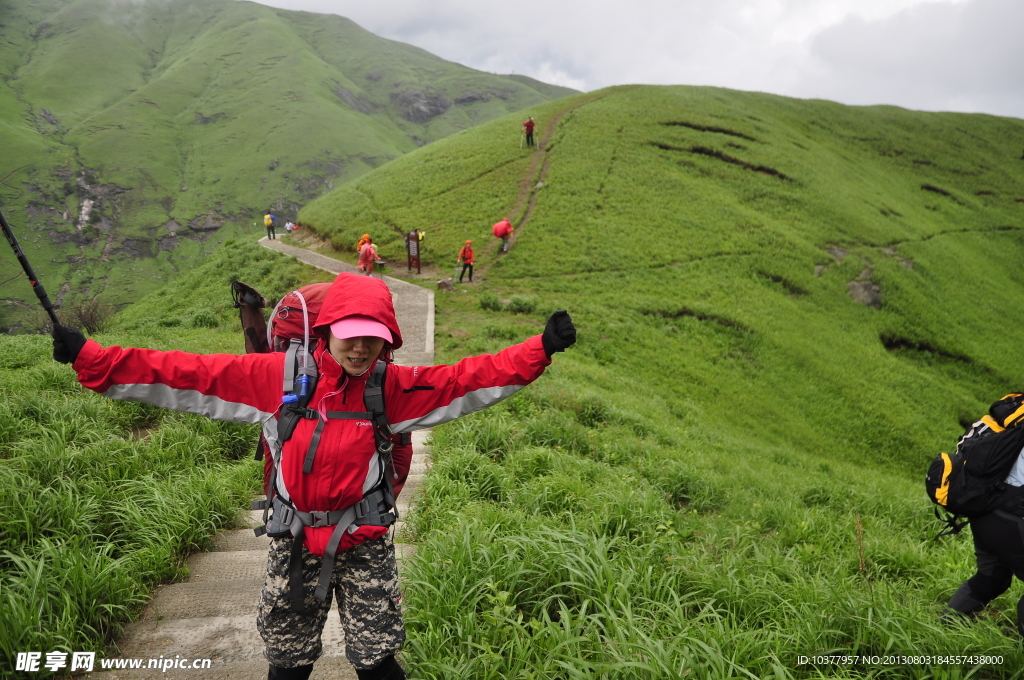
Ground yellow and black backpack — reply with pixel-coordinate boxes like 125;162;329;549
926;393;1024;537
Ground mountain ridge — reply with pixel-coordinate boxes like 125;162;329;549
0;0;576;329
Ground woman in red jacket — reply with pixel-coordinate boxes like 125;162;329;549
52;273;576;680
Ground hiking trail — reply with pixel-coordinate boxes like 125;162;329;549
473;91;615;280
94;239;434;679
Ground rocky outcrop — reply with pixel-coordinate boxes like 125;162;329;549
389;88;450;123
189;213;223;232
194;112;226;124
847;268;881;309
455;92;489;105
334;87;374;114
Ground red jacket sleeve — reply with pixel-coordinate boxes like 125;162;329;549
384;335;550;432
72;339;284;424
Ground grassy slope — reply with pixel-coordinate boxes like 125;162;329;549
0;0;576;328
301;86;1024;676
303;85;1024;473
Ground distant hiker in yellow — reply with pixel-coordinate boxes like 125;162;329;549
264;212;277;240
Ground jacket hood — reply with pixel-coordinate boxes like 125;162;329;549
313;273;403;350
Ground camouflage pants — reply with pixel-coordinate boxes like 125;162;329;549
257;535;405;670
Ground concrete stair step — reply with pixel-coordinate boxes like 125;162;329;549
187;551;268;582
392;352;434;367
138;580;263;621
213;529;271;552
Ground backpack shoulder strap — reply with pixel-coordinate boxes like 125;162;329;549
282;340;300;392
363;361;398;511
364;361;388;417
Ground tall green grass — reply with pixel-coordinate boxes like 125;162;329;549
0;338;260;671
405;349;1024;678
0;241;334;676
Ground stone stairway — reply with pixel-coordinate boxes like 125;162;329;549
93;241;434;678
94;432;430;679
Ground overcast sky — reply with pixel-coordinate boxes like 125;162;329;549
255;0;1023;119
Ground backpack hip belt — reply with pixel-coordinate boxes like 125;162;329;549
262;491;394;536
255;488;396;611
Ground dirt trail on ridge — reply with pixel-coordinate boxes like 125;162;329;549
474;91;620;279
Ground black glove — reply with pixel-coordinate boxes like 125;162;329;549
52;324;86;365
542;310;576;357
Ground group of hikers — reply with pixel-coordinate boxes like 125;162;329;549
353;216;513;286
263;212;298;240
455;218;513;283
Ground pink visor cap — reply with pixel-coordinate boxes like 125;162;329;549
329;315;393;344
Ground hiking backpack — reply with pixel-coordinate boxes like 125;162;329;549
925;393;1024;537
231;280;408;610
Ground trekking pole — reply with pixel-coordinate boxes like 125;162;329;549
0;207;60;326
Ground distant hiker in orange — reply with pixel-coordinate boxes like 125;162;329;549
492;218;514;253
522;117;536;147
355;234;371;253
358;238;379;276
457;240;474;283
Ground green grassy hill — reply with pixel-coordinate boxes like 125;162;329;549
299;85;1024;675
303;85;1024;475
0;0;575;330
5;85;1024;677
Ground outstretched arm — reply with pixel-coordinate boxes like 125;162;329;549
385;311;577;432
55;327;284;424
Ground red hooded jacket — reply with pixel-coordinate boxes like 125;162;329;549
72;273;550;556
492;219;513;238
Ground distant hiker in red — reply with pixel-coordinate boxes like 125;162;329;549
358;239;378;277
355;234;370;253
522;117;536;147
457;240;474;283
51;272;579;680
492;218;514;252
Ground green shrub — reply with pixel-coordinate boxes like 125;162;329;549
506;295;537;314
479;292;503;312
190;309;219;329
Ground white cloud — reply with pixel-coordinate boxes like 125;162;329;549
250;0;1024;118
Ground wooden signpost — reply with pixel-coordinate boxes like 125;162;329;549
405;229;423;273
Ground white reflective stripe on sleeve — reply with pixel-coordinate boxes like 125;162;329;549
102;383;273;425
262;417;291;503
391;384;524;433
